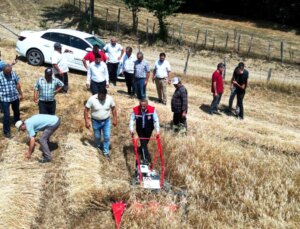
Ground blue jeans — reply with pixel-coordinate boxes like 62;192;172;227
210;93;223;113
228;87;237;111
1;99;20;134
92;118;111;155
134;78;146;100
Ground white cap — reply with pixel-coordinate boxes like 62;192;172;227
15;120;23;130
172;77;180;85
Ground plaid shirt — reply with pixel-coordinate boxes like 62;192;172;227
34;76;64;101
171;85;188;113
0;71;20;102
134;60;150;78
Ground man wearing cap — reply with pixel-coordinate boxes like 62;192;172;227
171;77;188;133
103;37;124;86
0;64;23;138
15;114;61;163
122;46;136;96
52;42;72;93
152;52;171;105
34;68;64;115
227;62;249;115
129;99;160;164
86;53;109;95
210;63;225;115
134;52;150;100
82;44;107;70
84;88;117;160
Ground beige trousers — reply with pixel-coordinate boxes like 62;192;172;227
155;78;167;103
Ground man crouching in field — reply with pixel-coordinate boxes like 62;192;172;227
15;114;61;163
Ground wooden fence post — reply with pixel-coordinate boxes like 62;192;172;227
146;19;149;42
105;8;108;31
267;68;272;82
289;45;294;62
204;30;208;49
212;37;215;50
225;32;229;51
170;28;175;45
247;35;253;57
267;41;271;60
237;34;241;53
233;29;237;50
223;57;226;79
183;48;191;75
179;23;183;46
116;8;121;34
194;30;200;48
280;41;284;63
152;23;156;41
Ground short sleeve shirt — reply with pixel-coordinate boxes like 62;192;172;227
85;94;115;120
134;60;150;78
34;77;64;101
84;51;107;63
103;43;123;63
0;71;20;102
51;50;69;74
154;60;171;78
211;70;224;94
25;114;59;138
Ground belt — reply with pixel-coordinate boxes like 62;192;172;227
39;100;55;103
92;117;110;122
156;77;167;80
134;77;146;80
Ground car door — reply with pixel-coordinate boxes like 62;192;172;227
69;35;91;71
40;32;55;63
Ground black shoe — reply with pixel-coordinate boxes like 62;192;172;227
38;158;51;163
104;154;111;161
4;133;12;138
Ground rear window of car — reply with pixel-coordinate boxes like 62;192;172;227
85;36;105;49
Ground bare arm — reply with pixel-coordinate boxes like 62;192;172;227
34;90;38;103
145;72;150;85
26;137;35;159
213;81;217;96
55;86;63;94
111;106;117;126
53;64;63;76
16;83;23;100
82;58;88;70
84;107;91;129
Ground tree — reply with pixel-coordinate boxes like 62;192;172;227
144;0;184;41
123;0;145;34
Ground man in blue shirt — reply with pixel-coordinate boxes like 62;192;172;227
0;65;23;138
15;114;61;163
134;52;150;100
34;68;64;115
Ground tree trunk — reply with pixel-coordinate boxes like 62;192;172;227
157;15;168;41
90;0;94;27
132;9;138;34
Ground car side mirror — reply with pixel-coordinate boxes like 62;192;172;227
86;47;92;52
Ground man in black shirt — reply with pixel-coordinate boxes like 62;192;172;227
227;62;249;115
232;64;248;119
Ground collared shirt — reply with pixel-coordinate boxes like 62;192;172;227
171;85;188;113
0;60;6;71
134;60;150;78
87;61;109;84
34;76;64;101
85;94;115;120
122;54;136;74
211;70;224;94
103;43;123;63
0;71;20;102
129;109;160;132
25;114;59;138
51;50;69;74
84;51;107;63
154;60;171;78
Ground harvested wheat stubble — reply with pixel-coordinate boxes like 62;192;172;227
0;140;46;229
63;133;130;216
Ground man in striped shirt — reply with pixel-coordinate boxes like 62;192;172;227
34;68;64;115
134;52;150;100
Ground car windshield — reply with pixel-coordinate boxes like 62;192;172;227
85;36;105;49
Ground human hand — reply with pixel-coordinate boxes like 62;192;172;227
113;118;117;127
182;111;187;118
85;121;91;129
86;83;90;89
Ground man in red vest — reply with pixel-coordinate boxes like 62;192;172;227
129;99;160;164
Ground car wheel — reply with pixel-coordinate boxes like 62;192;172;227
27;49;44;66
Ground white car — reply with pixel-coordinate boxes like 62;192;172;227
16;29;106;72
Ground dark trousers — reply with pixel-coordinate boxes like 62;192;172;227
90;80;106;95
55;73;68;92
237;91;245;119
134;78;146;100
107;63;119;86
210;93;223;113
137;128;153;163
173;112;187;127
124;72;135;95
39;100;56;115
1;99;20;134
228;87;237;111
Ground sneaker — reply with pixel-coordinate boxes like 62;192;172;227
38;158;51;163
104;154;111;161
4;133;12;138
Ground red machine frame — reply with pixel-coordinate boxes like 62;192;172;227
132;135;165;188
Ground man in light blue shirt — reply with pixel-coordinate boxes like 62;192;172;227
134;52;150;100
15;114;61;163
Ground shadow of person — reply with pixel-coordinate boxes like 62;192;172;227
48;142;58;151
123;144;135;176
117;90;128;95
148;96;160;103
199;104;211;114
80;137;94;147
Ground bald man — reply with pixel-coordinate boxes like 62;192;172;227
103;37;124;86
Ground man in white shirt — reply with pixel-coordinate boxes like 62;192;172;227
86;53;109;95
152;53;171;105
84;88;117;160
52;42;72;93
103;37;124;86
122;46;136;96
